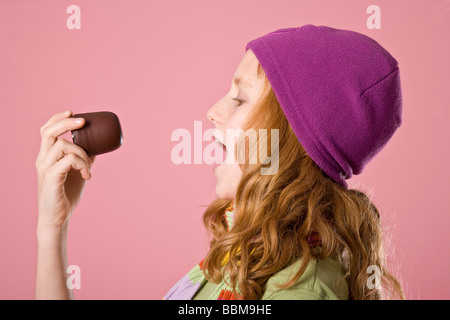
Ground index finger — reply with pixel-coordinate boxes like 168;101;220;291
40;110;73;137
36;110;83;165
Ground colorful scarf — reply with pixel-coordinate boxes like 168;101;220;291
163;202;321;300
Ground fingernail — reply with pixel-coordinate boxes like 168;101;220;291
73;118;84;124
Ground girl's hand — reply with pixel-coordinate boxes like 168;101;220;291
35;110;95;230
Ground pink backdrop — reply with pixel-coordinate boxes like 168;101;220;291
1;0;449;300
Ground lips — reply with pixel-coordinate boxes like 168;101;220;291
214;135;227;163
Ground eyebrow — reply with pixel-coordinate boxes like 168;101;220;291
233;77;253;89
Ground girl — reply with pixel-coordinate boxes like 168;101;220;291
35;24;404;300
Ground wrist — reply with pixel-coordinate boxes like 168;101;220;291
36;223;68;242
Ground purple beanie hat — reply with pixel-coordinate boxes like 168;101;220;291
245;24;403;189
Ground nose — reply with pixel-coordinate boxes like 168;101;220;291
207;101;220;124
207;95;231;127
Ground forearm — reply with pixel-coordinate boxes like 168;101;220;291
35;225;74;300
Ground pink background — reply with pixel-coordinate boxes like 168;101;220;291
0;0;449;300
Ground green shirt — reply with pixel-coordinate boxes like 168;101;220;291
192;256;348;300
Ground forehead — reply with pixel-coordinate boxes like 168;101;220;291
232;49;260;88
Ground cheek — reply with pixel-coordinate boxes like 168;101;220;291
226;105;253;130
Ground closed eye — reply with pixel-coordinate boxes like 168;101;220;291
232;97;244;106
